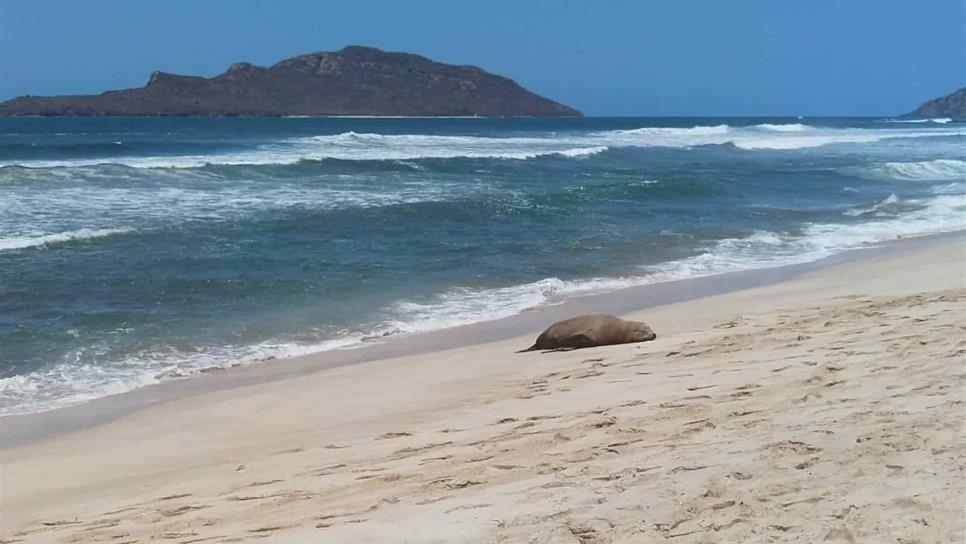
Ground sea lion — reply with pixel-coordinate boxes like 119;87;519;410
518;314;657;352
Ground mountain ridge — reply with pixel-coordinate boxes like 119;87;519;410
903;87;965;120
0;46;581;117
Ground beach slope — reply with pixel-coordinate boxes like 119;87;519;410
2;238;964;543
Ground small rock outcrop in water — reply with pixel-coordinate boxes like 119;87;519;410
903;87;966;120
0;46;580;117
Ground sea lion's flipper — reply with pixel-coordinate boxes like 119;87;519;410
571;334;597;349
537;335;597;353
516;343;540;353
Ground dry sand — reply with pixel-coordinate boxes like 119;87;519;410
2;237;964;543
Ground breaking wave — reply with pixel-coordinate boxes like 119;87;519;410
4;117;966;417
3;123;964;169
4;190;963;416
843;193;903;217
0;228;132;252
843;159;966;182
885;118;952;124
750;123;812;132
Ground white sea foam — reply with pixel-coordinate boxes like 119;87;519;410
381;278;570;336
0;335;367;416
610;124;732;136
5;189;963;416
221;189;966;319
885;118;952;124
0;178;484;248
4;124;965;169
843;193;901;217
804;194;965;248
644;195;964;283
845;159;966;182
4;121;966;415
932;182;966;195
0;132;606;168
597;124;964;151
0;227;132;251
554;145;609;158
384;192;966;332
750;123;813;132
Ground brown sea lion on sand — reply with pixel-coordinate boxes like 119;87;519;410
518;314;657;352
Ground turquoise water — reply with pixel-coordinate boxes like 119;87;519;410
1;116;964;414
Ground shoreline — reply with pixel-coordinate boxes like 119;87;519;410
4;230;963;542
2;230;962;448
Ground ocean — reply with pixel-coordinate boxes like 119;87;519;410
1;116;963;416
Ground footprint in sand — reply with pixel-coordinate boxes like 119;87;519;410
443;502;493;515
376;431;413;440
159;504;208;517
245;479;283;487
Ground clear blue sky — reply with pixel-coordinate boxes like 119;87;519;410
2;0;963;116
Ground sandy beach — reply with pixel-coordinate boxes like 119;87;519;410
2;235;964;543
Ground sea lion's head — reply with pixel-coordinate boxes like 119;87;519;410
629;321;657;342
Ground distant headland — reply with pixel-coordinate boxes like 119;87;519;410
0;46;581;118
903;87;965;120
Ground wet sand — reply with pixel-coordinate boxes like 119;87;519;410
2;234;964;543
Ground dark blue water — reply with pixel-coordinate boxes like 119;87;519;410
1;116;963;414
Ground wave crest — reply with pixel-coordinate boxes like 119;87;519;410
0;228;132;251
750;123;813;132
885;118;952;124
4;123;966;169
843;193;903;217
3;189;964;415
844;159;966;181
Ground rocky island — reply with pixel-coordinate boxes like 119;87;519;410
0;46;580;117
903;86;965;120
